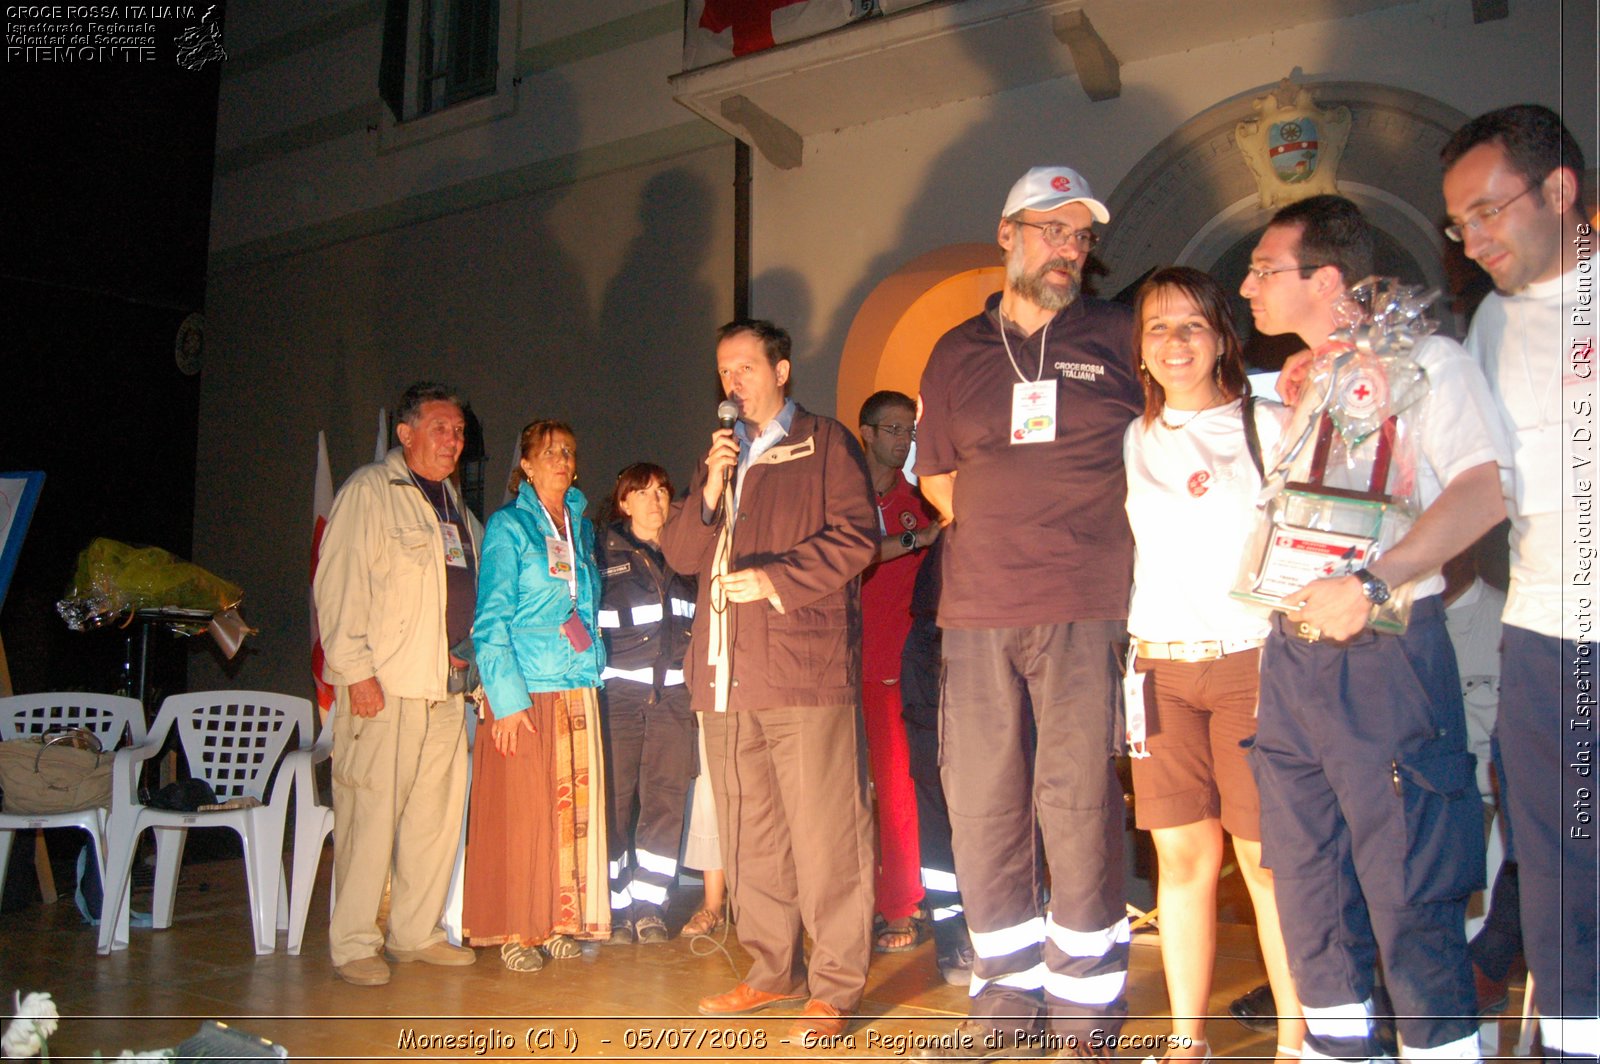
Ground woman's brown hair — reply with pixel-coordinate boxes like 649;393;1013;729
605;462;673;527
507;419;577;494
1130;266;1251;425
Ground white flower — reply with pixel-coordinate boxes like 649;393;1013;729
13;993;57;1039
1;1023;42;1059
2;991;59;1058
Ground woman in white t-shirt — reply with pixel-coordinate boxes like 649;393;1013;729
1123;267;1303;1062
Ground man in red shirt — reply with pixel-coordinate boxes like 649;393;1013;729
857;391;940;956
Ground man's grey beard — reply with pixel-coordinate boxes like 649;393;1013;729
1006;250;1080;311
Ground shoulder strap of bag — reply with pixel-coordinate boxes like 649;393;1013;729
1242;394;1265;479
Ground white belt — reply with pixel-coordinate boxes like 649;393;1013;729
1134;637;1264;663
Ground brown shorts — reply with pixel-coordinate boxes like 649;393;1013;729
1129;647;1263;840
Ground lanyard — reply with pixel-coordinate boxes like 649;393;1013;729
538;497;578;603
1000;315;1050;384
406;469;457;524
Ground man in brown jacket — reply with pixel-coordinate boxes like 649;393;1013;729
660;319;879;1043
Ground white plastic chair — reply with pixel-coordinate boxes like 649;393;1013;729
282;718;334;955
97;690;309;956
0;693;147;943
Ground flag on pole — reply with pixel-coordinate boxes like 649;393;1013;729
375;407;389;463
310;431;335;713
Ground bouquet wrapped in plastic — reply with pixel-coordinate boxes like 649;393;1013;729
1232;277;1439;634
56;538;251;655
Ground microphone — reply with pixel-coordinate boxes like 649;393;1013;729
716;399;740;494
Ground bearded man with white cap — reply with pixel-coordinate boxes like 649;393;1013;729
913;167;1142;1059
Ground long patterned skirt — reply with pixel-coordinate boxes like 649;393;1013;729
462;687;610;945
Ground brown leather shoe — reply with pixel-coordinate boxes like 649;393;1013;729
789;1000;850;1042
697;982;806;1016
334;955;391;986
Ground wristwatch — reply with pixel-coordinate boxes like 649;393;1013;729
1352;568;1390;606
900;530;919;552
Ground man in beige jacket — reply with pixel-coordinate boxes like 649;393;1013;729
313;381;484;986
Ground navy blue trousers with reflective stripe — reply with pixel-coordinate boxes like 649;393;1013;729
940;621;1128;1040
600;679;695;914
1254;597;1480;1056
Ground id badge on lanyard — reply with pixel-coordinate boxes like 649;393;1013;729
440;523;468;568
1122;646;1150;759
1011;378;1058;444
543;507;590;652
545;534;575;583
1001;316;1057;444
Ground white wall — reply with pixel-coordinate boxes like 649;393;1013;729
750;0;1595;417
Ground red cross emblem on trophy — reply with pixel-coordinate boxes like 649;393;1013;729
1338;367;1385;420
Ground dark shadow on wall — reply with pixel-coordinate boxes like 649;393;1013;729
192;73;593;700
594;167;722;496
748;265;816;412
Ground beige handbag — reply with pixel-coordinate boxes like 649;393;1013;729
0;729;114;814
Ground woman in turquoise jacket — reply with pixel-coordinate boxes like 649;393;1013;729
462;419;609;972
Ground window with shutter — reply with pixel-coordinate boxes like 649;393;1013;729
380;0;501;123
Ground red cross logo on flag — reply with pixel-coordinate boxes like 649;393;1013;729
698;0;816;56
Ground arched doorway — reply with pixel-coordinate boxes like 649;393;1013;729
836;81;1475;410
1099;80;1473;362
836;244;1000;425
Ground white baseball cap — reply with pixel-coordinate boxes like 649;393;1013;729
1001;166;1110;223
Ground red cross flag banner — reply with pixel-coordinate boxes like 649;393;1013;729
1232;277;1437;635
685;0;875;68
311;430;335;713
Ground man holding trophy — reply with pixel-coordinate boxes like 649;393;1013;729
1236;195;1510;1063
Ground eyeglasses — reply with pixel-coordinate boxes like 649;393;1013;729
1011;219;1100;251
540;445;576;459
1444;184;1536;242
1143;321;1215;342
866;422;915;439
1244;263;1326;283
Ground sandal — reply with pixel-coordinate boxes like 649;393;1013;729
500;941;545;972
544;934;582;960
635;913;670;943
605;920;635;946
680;907;725;937
874;911;931;953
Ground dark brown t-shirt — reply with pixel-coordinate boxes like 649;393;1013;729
409;473;478;649
914;293;1140;628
